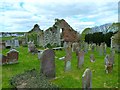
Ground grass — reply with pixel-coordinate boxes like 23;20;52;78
2;46;119;88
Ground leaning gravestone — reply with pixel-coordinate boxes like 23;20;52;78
40;49;55;79
82;68;92;89
77;51;84;68
7;49;19;64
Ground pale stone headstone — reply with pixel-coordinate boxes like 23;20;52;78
14;39;19;47
5;40;11;48
7;49;19;64
99;43;103;56
77;51;84;68
28;41;37;53
82;68;92;89
65;60;71;71
38;50;44;60
90;54;95;62
40;49;55;79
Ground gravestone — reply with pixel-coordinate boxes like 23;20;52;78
84;42;88;53
90;54;95;62
82;68;92;89
40;49;55;79
77;51;84;68
28;41;37;53
65;61;71;71
14;39;19;47
38;50;44;60
0;42;5;50
0;54;7;65
99;43;103;56
91;44;95;52
110;49;115;64
5;40;11;48
7;49;19;64
104;54;113;73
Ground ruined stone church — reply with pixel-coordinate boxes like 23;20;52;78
26;19;80;47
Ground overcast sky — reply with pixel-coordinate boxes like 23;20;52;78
0;0;119;33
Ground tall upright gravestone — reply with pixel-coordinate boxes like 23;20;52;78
40;49;55;79
77;51;84;68
82;68;92;90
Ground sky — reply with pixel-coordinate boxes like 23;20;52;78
0;0;119;33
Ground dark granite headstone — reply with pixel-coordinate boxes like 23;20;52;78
40;49;55;79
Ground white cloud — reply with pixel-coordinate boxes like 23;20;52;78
0;0;119;32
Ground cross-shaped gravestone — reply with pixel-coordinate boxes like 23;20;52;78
40;49;55;79
82;68;92;89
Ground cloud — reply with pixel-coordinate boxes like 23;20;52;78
0;0;119;32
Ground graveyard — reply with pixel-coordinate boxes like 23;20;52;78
1;40;119;88
1;18;119;89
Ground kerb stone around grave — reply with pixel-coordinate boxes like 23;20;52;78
40;49;55;79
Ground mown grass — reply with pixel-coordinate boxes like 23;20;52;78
2;46;118;88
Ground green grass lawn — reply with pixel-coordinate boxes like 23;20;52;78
2;46;118;88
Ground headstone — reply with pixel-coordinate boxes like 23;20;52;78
65;61;71;71
99;43;103;56
84;42;88;53
104;54;113;73
91;44;95;52
28;41;37;53
7;49;19;64
38;50;44;60
77;51;84;68
82;68;92;89
0;42;5;50
109;49;115;64
14;39;19;47
90;54;95;62
0;54;7;65
40;49;55;79
5;40;11;48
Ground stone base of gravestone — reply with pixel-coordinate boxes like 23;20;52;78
10;69;59;88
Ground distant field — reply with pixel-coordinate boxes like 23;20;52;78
2;46;118;88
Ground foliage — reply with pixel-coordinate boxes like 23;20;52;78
85;32;114;46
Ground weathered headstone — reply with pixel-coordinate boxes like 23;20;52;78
77;51;84;68
38;50;44;60
14;39;19;47
5;40;11;48
99;43;103;56
90;54;95;62
28;41;37;53
0;42;5;50
65;61;71;71
40;49;55;79
84;42;88;53
82;68;92;89
104;54;113;73
0;54;7;65
7;49;19;64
